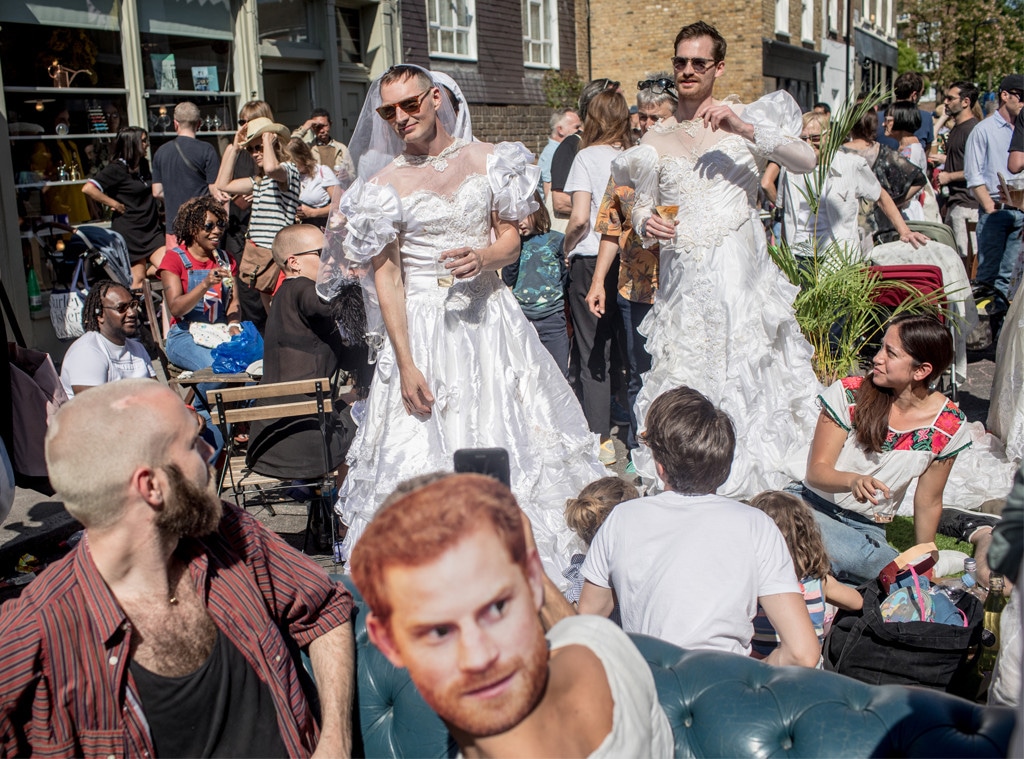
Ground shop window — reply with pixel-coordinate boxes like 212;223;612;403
522;0;558;69
427;0;477;60
259;0;313;45
2;21;127;242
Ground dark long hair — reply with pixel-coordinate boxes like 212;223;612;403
112;127;148;171
855;314;953;452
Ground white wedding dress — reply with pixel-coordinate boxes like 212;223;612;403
618;92;823;498
335;139;605;586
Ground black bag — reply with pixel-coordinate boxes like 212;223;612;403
823;581;983;695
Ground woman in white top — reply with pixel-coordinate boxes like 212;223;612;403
286;136;340;228
799;314;971;585
564;90;631;464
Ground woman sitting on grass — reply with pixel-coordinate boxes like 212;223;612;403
796;314;983;586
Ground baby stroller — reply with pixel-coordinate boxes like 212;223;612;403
33;220;132;290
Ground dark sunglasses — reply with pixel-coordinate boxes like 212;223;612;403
638;78;678;98
376;89;432;121
203;220;227;232
103;299;141;314
671;56;719;74
293;247;323;258
238;118;248;127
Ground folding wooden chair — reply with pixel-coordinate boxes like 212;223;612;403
211;378;338;555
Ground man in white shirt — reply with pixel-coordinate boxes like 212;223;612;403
538;108;581;201
578;386;821;667
351;473;673;758
60;281;155;398
965;74;1024;300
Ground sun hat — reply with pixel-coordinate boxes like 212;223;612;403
241;117;290;146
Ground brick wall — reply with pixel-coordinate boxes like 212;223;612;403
471;104;554;156
584;0;823;105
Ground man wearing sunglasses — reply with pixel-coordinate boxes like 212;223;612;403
617;20;824;498
329;64;604;585
59;280;156;398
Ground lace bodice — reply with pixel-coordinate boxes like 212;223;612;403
613;91;814;253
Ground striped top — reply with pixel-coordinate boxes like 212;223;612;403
0;504;353;758
248;162;301;248
750;576;826;659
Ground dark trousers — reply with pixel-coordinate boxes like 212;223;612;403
567;255;618;437
616;294;653;449
529;309;570;379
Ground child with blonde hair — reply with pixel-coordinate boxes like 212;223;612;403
563;477;638;604
748;491;863;659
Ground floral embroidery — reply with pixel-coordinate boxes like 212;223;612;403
841;375;966;456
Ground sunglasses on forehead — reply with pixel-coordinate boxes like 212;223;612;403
638;78;678;98
376;89;432;121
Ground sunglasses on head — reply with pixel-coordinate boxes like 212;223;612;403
671;56;719;74
203;220;227;232
376;89;432;121
638;78;678;98
103;299;141;314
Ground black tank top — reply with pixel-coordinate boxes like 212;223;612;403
130;629;288;758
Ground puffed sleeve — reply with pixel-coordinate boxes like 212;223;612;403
337;177;403;265
488;142;541;221
741;90;816;173
610;144;660;239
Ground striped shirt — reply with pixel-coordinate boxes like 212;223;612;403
750;576;826;659
248;162;302;248
0;504;353;758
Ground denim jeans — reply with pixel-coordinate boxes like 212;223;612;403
975;208;1024;300
529;309;570;379
796;485;898;586
616;294;653;449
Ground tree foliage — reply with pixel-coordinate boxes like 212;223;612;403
901;0;1024;90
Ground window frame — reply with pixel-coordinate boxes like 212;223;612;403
426;0;478;62
522;0;559;70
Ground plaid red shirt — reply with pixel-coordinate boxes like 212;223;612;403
0;504;353;758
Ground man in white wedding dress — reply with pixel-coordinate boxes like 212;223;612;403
618;21;823;497
326;65;604;586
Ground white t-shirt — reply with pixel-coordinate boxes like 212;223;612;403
299;163;341;208
60;331;155;398
582;490;800;655
564;144;623;258
547;616;673;758
782;151;881;256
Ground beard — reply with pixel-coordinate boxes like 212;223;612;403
428;631;550;739
157;463;223;538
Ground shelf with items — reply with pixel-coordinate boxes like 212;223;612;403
4;86;130;96
144;89;241;98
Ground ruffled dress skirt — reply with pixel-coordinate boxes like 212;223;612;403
632;213;822;498
336;272;605;588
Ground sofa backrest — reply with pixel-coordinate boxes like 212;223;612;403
339;577;1016;758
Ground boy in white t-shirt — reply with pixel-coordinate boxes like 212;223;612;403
579;386;821;667
60;281;155;399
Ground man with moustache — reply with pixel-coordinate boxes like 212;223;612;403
0;380;355;758
351;473;672;758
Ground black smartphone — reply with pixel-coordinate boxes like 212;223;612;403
453;447;511;488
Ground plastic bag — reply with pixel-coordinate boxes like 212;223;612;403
211;321;263;374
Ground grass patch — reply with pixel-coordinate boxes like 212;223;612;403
886;516;974;555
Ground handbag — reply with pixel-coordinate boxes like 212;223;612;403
49;259;89;341
240;239;280;293
8;342;69;479
824;543;983;695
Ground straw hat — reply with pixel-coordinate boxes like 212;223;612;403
241;117;290;147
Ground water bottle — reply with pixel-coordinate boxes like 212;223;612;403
27;269;42;312
933;571;977;603
962;557;988;601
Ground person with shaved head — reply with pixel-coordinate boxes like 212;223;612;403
0;380;355;757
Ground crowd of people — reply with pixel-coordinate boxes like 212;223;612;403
4;18;1023;757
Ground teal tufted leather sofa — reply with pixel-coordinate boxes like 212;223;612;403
338;578;1016;758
